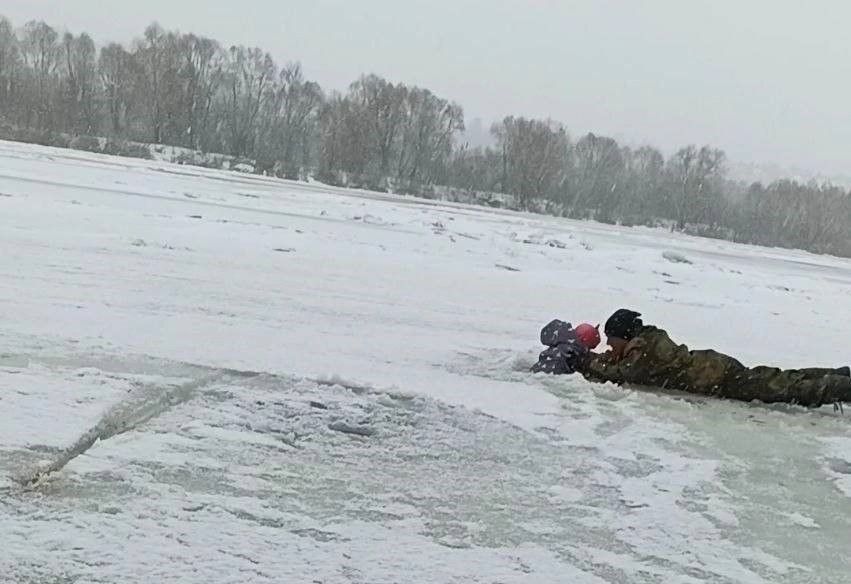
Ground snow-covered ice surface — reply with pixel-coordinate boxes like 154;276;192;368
1;139;850;583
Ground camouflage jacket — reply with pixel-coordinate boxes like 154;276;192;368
583;326;851;406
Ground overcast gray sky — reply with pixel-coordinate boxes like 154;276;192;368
4;0;850;176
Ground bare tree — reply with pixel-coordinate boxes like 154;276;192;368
492;116;570;209
667;145;726;229
570;133;624;218
134;23;185;144
61;32;98;133
99;43;136;135
396;87;464;188
349;74;407;181
0;16;20;115
178;34;222;150
136;23;165;142
620;145;665;221
19;21;59;127
317;92;371;183
222;45;275;156
264;62;323;178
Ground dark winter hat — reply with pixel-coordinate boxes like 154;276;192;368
604;309;643;340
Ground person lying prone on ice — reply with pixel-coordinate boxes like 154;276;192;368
582;309;851;407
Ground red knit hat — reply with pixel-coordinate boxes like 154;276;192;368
575;323;601;349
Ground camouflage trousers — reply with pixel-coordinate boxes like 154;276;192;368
719;364;851;407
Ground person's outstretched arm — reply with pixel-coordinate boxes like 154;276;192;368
584;339;650;385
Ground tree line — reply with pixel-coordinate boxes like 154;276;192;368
0;15;848;256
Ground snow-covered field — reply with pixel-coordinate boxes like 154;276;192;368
1;140;849;583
